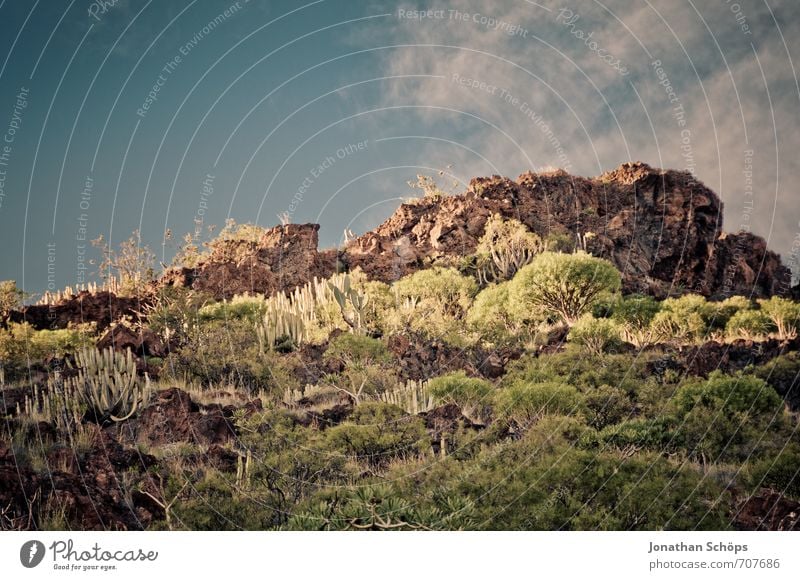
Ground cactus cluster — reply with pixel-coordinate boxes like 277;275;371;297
256;273;368;350
256;291;315;351
36;276;121;306
71;346;149;423
379;380;434;415
18;374;85;433
328;274;369;334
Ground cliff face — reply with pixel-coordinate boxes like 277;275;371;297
161;162;790;300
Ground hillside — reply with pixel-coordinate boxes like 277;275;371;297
1;163;799;532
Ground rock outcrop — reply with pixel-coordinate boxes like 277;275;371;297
160;223;338;300
162;162;791;301
8;163;790;323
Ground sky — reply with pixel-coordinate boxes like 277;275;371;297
0;0;798;294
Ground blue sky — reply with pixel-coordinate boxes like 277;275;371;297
0;0;798;293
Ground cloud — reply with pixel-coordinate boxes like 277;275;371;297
362;0;800;270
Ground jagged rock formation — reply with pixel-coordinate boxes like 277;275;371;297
160;223;338;299
162;162;788;301
8;163;790;327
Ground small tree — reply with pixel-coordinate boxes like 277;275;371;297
650;294;715;344
612;294;661;348
508;251;621;325
758;296;800;340
92;230;156;295
567;314;623;356
466;282;528;343
474;214;543;284
0;280;24;317
393;266;477;319
725;309;772;341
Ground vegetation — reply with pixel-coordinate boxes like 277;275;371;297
508;251;621;325
3;221;800;532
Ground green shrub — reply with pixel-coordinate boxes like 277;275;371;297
326;402;429;467
508;251;621;325
428;371;494;423
198;294;268;322
650;294;715;343
494;380;583;431
758;296;800;340
474;214;543;284
323;333;390;366
466;282;526;344
746;447;800;499
672;372;786;462
286;485;476;530
0;322;95;379
393;266;477;318
712;295;753;330
591;416;679;452
612;294;661;347
567;314;623;355
167;317;298;394
583;384;634;430
725;309;772;340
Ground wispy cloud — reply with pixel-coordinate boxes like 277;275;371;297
363;0;800;268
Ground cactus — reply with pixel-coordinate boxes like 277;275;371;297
256;297;313;352
378;380;434;414
328;274;369;334
72;346;148;423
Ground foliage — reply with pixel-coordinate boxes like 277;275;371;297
590;416;680;453
390;267;478;343
321;334;395;403
214;219;268;244
167;317;298;394
474;214;543;284
671;372;786;463
198;294;269;322
583;384;634;430
286;485;476;530
428;371;494;423
494;380;583;432
567;314;623;356
544;231;575;253
144;285;210;345
712;295;753;330
725;308;772;340
393;266;477;318
508;251;621;325
746;447;800;499
467;281;530;344
326;402;429;467
0;322;95;380
758;296;800;340
91;230;156;295
72;347;150;423
406;170;458;200
0;280;25;316
612;294;661;347
650;294;715;344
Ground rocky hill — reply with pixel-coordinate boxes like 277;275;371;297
163;162;790;301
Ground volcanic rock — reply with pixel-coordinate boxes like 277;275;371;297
158;163;790;302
